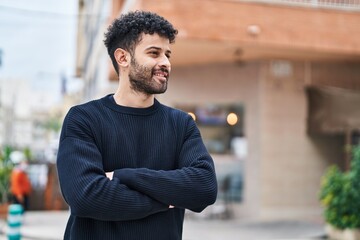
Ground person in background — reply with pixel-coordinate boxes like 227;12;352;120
56;11;217;240
10;160;32;211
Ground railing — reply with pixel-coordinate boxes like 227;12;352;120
238;0;360;11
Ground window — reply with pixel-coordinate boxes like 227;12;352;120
177;103;245;155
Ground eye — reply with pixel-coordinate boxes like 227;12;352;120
166;54;171;59
149;51;159;57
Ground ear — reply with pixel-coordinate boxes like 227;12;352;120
114;48;130;67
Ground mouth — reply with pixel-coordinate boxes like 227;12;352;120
153;69;169;83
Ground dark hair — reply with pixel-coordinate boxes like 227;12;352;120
104;11;178;75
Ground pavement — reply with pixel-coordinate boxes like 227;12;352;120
0;210;327;240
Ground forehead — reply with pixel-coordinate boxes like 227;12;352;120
135;33;171;51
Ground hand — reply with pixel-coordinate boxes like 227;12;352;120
106;172;114;180
17;195;24;203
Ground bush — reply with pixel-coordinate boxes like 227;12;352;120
319;146;360;229
0;146;13;204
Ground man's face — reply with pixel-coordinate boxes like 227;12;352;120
128;33;172;95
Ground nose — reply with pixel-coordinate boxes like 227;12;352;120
159;54;171;70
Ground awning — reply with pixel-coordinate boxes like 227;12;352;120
307;86;360;135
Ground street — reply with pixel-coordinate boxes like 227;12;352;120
0;210;326;240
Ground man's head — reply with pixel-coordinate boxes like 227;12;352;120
104;11;178;76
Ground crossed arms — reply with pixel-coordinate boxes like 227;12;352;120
57;109;217;222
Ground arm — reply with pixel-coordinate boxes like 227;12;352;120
113;117;218;212
57;108;168;221
106;172;174;209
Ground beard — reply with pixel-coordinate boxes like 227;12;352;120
128;57;168;95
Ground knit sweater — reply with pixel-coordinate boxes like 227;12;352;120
57;94;217;240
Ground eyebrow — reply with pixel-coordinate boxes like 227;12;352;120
145;46;171;54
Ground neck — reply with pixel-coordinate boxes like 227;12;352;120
113;85;154;108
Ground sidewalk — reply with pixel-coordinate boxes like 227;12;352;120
0;210;327;240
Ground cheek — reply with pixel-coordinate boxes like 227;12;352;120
144;60;157;69
145;63;157;74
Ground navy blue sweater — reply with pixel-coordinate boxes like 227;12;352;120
57;94;217;240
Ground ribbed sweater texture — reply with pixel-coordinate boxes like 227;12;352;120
57;94;217;240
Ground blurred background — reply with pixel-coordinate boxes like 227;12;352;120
0;0;360;239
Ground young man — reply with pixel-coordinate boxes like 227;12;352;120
57;11;217;240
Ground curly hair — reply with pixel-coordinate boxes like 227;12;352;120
104;11;178;76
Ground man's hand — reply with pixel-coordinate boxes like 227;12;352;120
106;172;114;180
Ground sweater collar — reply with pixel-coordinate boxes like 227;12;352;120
102;94;161;115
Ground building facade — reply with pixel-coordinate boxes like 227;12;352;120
74;0;360;221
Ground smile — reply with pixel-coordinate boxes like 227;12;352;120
153;70;168;78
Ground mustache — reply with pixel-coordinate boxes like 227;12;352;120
153;67;169;74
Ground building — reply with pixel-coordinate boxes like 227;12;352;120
0;77;63;161
74;0;360;221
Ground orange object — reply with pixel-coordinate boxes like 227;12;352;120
10;168;32;199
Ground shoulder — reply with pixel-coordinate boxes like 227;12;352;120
160;103;192;123
159;103;197;133
68;98;103;116
65;96;107;124
61;97;106;140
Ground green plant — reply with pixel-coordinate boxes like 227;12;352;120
319;146;360;229
23;147;33;162
0;146;13;204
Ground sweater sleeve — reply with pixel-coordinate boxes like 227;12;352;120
56;107;168;221
113;116;218;212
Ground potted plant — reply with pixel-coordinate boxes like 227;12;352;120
0;146;13;218
319;146;360;240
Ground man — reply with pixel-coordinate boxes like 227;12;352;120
57;11;217;240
